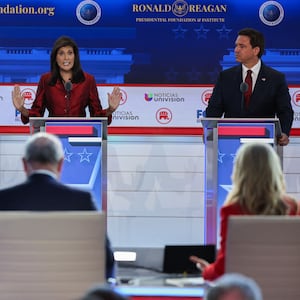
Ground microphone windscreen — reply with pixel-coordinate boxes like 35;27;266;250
65;81;72;92
240;82;248;93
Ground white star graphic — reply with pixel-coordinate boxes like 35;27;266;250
63;148;73;163
218;150;226;163
78;148;93;163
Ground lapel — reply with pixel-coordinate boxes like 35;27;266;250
236;64;243;82
253;63;268;95
234;65;243;95
236;65;248;99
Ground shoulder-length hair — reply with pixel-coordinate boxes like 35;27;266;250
224;142;287;214
49;35;85;85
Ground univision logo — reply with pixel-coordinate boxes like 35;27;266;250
144;93;153;101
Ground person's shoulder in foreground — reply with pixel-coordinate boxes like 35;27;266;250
204;273;262;300
79;285;130;300
0;131;116;280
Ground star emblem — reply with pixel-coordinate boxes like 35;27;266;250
63;147;73;163
194;25;210;39
216;25;232;39
78;148;93;163
218;150;226;163
165;67;179;82
186;68;202;82
172;25;188;39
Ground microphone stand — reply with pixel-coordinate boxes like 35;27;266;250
239;82;248;117
64;81;72;115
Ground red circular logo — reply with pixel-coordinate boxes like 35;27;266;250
21;88;36;108
156;108;172;124
119;88;127;105
292;90;300;107
201;89;213;106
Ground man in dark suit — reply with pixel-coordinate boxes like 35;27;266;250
0;131;115;280
205;28;293;146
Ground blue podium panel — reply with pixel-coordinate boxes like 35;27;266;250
201;118;281;246
29;117;107;210
215;122;275;246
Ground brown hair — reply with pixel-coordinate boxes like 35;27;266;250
49;35;85;85
238;28;265;58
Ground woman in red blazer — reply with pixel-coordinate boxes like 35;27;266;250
12;36;121;125
190;142;299;281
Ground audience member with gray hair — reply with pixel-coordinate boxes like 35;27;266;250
0;131;115;280
23;131;65;177
204;273;262;300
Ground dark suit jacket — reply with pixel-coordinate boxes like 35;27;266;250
205;62;294;135
0;173;115;279
21;72;111;125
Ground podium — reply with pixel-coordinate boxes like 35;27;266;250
29;117;108;211
201;117;283;245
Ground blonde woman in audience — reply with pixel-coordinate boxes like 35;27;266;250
190;142;299;281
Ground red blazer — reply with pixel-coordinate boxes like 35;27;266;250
21;72;111;124
202;197;298;281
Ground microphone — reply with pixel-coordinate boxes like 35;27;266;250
65;81;72;99
240;82;248;113
240;82;248;93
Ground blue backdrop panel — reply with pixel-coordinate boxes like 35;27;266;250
0;0;299;84
215;122;275;245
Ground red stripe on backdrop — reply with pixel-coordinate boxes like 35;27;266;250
0;126;30;134
108;127;203;135
0;126;300;136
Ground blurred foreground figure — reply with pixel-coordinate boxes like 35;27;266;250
0;131;115;280
204;273;262;300
80;285;130;300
